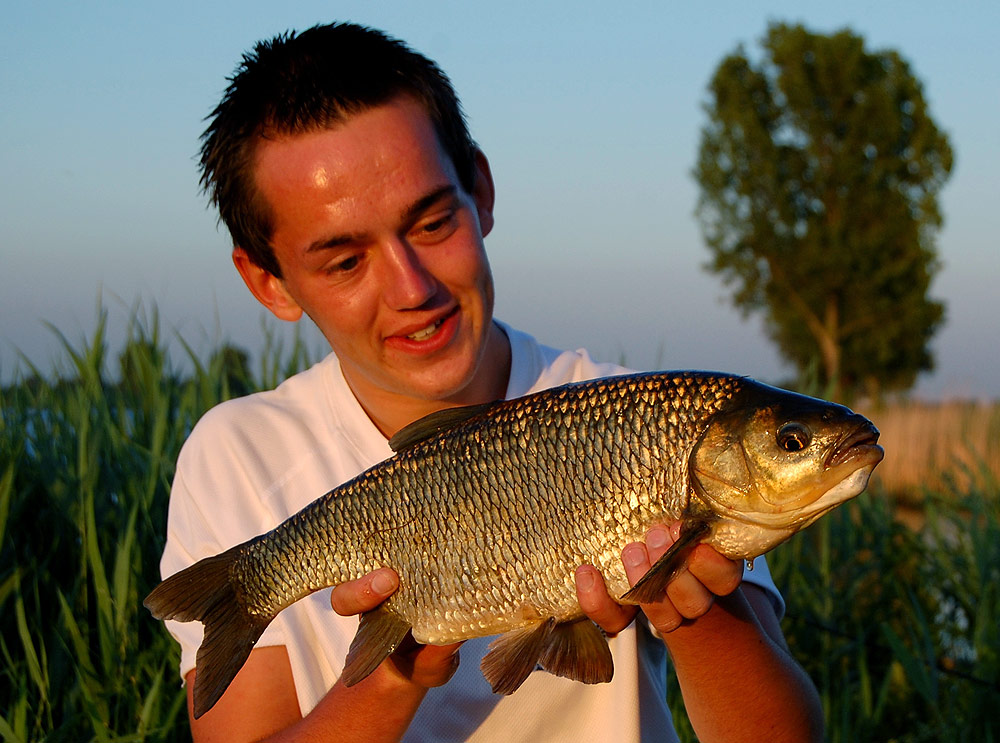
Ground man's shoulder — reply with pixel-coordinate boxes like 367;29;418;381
173;351;384;513
184;353;344;452
503;323;632;395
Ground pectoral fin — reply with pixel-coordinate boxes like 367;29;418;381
341;605;412;686
621;520;713;604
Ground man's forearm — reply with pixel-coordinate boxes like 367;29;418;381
664;587;824;743
262;664;429;743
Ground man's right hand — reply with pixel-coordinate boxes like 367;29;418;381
330;569;462;688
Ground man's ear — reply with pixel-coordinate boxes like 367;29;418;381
232;248;303;322
471;148;496;238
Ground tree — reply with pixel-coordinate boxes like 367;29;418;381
694;22;953;401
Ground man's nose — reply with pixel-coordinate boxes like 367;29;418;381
381;239;438;310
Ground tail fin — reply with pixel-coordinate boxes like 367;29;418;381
144;547;272;718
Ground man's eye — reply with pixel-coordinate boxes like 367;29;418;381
418;212;456;236
326;255;360;274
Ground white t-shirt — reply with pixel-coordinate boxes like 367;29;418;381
160;323;783;742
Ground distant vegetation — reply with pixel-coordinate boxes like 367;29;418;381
695;22;953;401
1;315;997;742
862;400;1000;502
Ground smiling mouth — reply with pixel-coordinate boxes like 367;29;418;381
406;307;457;341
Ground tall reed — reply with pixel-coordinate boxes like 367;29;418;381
0;311;311;742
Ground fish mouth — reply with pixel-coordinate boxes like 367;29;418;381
827;421;884;469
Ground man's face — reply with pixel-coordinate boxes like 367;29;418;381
246;96;503;420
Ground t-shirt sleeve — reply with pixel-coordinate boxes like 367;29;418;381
738;554;785;619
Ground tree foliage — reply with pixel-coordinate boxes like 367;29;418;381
694;22;953;400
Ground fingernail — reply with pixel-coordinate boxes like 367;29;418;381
623;544;645;568
647;527;669;550
372;570;396;595
576;567;595;592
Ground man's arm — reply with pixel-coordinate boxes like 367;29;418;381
577;524;824;743
184;570;460;743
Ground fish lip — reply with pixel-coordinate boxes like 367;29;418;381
826;421;884;468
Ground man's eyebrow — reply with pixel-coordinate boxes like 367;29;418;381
402;185;457;222
305;185;458;254
306;233;360;253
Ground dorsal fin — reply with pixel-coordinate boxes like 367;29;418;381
388;401;500;452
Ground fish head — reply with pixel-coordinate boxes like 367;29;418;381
689;381;884;541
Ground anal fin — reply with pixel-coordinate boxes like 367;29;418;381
481;617;616;694
341;605;412;686
621;520;712;604
538;619;614;685
481;618;555;694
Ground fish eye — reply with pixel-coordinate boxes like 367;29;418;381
777;422;811;452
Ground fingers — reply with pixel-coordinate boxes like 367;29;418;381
687;543;744;598
330;571;463;689
576;565;638;635
621;532;685;633
389;638;464;688
330;568;399;616
626;524;744;634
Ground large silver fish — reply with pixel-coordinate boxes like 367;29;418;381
145;371;883;718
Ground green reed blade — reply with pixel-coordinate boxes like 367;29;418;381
0;464;12;550
0;702;29;743
14;594;48;708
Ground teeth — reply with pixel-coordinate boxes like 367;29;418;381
407;319;442;341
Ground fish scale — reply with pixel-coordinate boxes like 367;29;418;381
145;370;883;718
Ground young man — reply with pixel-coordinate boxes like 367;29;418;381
159;22;824;742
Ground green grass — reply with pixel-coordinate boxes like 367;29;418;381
2;312;998;741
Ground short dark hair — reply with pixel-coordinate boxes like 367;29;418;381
199;22;477;277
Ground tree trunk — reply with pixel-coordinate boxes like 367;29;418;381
820;295;841;400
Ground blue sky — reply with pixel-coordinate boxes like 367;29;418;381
3;0;998;398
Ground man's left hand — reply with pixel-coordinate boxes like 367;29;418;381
575;523;744;636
